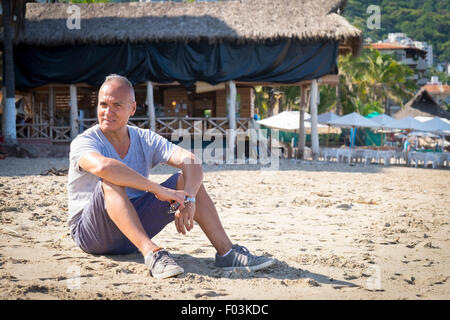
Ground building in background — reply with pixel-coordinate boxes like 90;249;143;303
366;33;432;87
423;76;450;107
2;0;360;146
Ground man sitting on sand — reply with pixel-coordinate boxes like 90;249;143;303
67;74;274;279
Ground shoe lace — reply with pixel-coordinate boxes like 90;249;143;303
232;244;269;264
152;250;176;269
232;244;251;255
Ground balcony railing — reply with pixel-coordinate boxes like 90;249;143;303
17;123;72;142
16;117;252;142
79;116;252;138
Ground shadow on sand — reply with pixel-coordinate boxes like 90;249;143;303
105;252;359;289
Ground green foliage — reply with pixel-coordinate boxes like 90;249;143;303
254;86;269;118
318;86;336;114
280;86;300;110
344;0;450;62
337;48;417;115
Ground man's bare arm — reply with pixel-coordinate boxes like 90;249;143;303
167;147;204;196
79;152;186;205
166;147;203;234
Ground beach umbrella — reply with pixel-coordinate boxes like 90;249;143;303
370;113;402;145
414;116;434;123
307;112;341;146
256;111;326;132
328;112;380;148
386;116;435;131
423;117;450;135
371;114;400;129
327;112;381;129
316;112;341;125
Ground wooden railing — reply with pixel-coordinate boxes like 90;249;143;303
17;123;50;140
78;118;98;131
82;117;252;137
17;117;252;142
151;117;251;137
51;126;71;142
17;123;73;142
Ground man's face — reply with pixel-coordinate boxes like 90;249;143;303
97;80;136;133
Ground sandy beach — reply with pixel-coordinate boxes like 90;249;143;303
0;157;449;300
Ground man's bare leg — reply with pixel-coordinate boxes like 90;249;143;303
102;180;158;257
176;174;233;256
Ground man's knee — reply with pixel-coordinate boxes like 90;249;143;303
102;180;126;196
176;172;185;191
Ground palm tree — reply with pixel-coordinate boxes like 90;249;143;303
1;0;28;147
254;86;283;118
337;48;417;115
361;49;416;114
280;86;300;111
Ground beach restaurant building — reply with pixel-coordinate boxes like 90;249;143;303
2;0;361;148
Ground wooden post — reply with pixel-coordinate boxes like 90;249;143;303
146;81;156;132
310;79;320;160
39;102;43;125
1;87;5;138
226;81;237;162
48;86;54;126
48;86;54;140
250;87;255;119
1;0;17;146
298;85;306;159
70;85;79;140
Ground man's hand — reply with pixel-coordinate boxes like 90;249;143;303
154;187;188;211
174;202;195;235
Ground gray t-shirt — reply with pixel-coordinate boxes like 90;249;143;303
67;124;178;226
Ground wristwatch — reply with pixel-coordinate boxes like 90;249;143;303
168;196;196;215
184;195;196;205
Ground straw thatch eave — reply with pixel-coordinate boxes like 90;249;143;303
394;88;450;120
4;0;361;55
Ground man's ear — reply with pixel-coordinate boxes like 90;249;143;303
130;101;137;116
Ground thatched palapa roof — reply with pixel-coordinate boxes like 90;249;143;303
394;87;450;120
10;0;361;55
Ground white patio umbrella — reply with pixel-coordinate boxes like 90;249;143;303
369;113;401;145
423;117;450;134
305;111;341;124
385;116;432;131
328;112;380;148
327;112;381;129
371;114;400;131
256;111;326;132
414;116;434;123
317;112;341;146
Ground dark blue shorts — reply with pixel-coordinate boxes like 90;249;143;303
70;172;180;255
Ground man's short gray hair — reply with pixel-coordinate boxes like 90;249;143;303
102;74;135;102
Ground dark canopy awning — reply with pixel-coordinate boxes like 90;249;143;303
13;38;338;89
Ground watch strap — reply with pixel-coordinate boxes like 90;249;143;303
184;196;196;204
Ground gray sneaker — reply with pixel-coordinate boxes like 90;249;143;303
145;249;184;279
215;244;275;271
